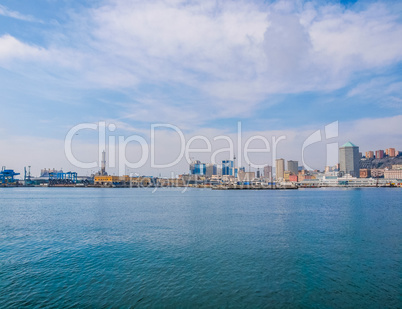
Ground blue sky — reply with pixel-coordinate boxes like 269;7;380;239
1;0;402;175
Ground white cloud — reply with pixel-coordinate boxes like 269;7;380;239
1;0;402;129
0;5;42;23
346;77;402;110
0;35;45;62
341;114;402;153
309;3;402;72
79;0;402;97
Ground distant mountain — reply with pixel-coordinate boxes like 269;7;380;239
360;155;402;169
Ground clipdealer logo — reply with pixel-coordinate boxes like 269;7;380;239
64;121;339;175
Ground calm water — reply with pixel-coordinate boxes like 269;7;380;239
0;188;401;308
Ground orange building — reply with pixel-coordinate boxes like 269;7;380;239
289;175;298;182
365;151;374;159
360;169;371;178
386;148;396;157
375;150;384;159
94;176;121;185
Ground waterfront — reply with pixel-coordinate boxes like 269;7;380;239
0;188;401;308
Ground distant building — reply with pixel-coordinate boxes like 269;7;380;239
40;168;63;177
365;151;374;159
283;171;291;182
222;160;233;175
298;170;316;182
190;160;206;175
360;169;371;178
238;171;255;182
275;159;285;180
233;167;239;178
263;165;272;180
371;169;385;178
205;164;217;177
386;148;396;157
392;164;402;170
325;165;339;173
375;150;384;159
287;160;298;175
339;142;360;178
289;175;298;182
384;169;402;179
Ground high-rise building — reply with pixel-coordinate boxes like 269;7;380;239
287;160;298;175
386;148;396;157
263;165;272;180
339;142;360;178
205;164;217;177
190;160;206;175
375;150;384;159
365;151;374;159
222;160;234;176
275;159;285;180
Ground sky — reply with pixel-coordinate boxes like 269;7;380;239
0;0;402;176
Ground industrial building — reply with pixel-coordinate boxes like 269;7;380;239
94;175;152;187
0;167;20;186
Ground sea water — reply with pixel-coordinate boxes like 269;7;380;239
0;187;400;308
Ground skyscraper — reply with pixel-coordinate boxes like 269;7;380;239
275;159;285;180
287;160;298;175
263;165;272;180
222;160;234;176
190;160;206;175
205;164;217;177
339;142;360;178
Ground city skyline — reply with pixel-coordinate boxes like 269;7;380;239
1;0;402;176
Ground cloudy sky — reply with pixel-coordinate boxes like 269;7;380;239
1;0;402;176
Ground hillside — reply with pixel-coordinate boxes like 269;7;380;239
360;155;402;169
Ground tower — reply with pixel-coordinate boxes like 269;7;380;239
287;160;298;175
339;142;360;178
275;159;285;180
101;150;107;176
